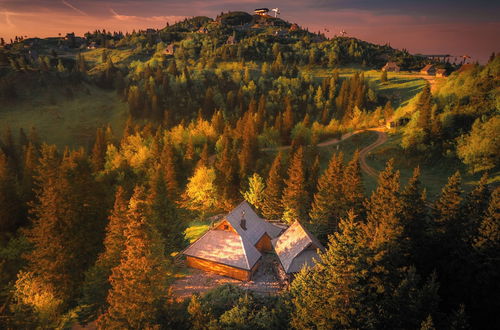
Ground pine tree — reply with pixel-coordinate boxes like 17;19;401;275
309;152;344;239
261;153;284;220
383;101;394;124
215;132;240;210
0;150;22;234
291;211;378;329
241;173;265;211
160;138;178;201
91;127;106;172
197;142;210;169
433;171;463;235
238;113;258;180
307;154;320;201
282;97;294;143
363;159;404;257
80;186;129;318
292;209;439;329
342;151;365;216
25;146;106;304
400;166;428;264
97;186;170;329
462;173;490;240
148;172;187;255
281;147;309;223
470;187;500;327
416;85;432;144
188;293;212;330
381;70;388;83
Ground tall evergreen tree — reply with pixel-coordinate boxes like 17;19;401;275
400;166;428;265
80;186;129;318
363;159;404;261
282;97;294;143
160;138;178;201
432;171;463;236
461;173;490;240
342;151;365;216
91;127;106;172
281;147;309;223
0;150;22;235
25;146;106;304
97;186;170;329
215;132;240;210
309;152;344;240
261;153;284;220
148;172;187;255
291;211;439;329
470;187;500;327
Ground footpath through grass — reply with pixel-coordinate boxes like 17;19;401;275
364;132;496;199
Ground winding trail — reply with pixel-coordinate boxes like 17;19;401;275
209;127;388;178
358;128;387;178
260;127;388;178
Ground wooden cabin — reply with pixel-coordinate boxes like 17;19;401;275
182;201;283;281
164;44;175;56
420;64;436;75
382;61;400;72
226;35;237;45
272;221;324;279
254;8;270;16
436;69;447;78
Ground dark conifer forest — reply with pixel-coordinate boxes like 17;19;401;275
0;11;498;329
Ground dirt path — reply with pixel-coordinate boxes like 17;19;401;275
210;127;388;178
358;129;387;178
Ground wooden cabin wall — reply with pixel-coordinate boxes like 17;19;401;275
186;256;254;281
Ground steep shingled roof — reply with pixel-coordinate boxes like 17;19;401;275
183;229;261;270
225;201;283;245
182;201;282;271
273;221;324;273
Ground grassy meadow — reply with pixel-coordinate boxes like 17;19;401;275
0;84;127;148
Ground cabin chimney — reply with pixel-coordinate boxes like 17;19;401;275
240;210;247;230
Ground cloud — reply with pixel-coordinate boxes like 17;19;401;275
61;0;87;16
2;11;14;28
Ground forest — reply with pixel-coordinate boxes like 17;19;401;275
0;12;499;329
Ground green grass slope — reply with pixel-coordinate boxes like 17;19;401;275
0;85;127;148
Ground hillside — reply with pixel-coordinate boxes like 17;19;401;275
1;9;499;330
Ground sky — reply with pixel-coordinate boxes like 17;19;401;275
1;0;499;63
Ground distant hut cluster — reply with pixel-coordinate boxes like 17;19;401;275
436;68;447;77
226;35;237;45
182;202;324;281
254;8;270;16
164;43;175;56
420;64;436;75
382;61;400;72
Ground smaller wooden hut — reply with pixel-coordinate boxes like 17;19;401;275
420;64;436;75
382;62;400;72
164;44;175;56
272;221;324;278
436;69;447;78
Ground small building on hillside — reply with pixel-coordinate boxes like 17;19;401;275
197;27;208;34
87;41;97;50
164;44;175;56
272;221;324;278
226;35;237;45
382;61;400;72
254;8;270;16
436;68;447;78
182;201;283;281
420;64;436;75
289;23;299;32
